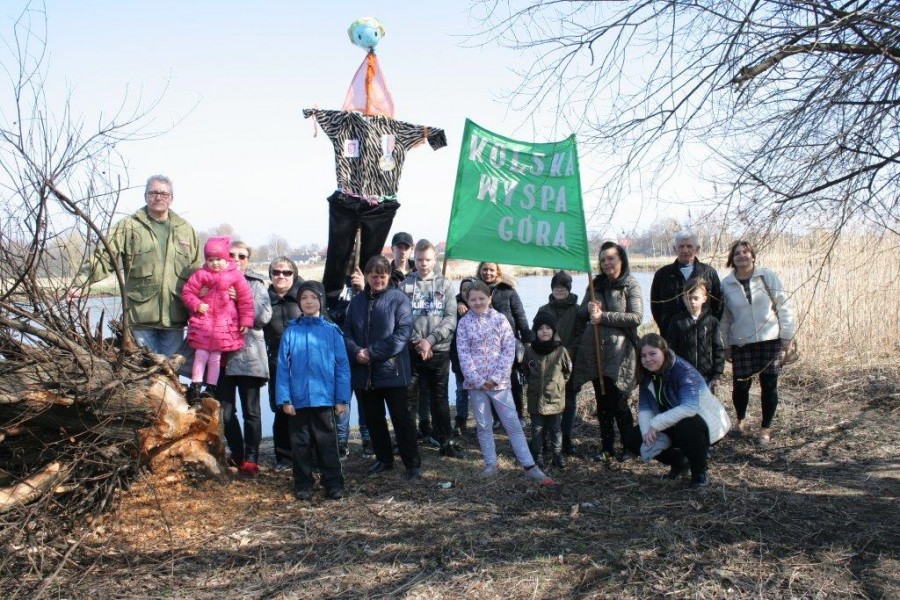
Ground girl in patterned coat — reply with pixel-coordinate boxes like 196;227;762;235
455;281;552;485
181;236;254;401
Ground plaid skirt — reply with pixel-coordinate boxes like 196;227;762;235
732;339;783;379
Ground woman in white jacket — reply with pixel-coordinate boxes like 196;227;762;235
720;241;795;446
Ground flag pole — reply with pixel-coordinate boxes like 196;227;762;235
587;271;606;396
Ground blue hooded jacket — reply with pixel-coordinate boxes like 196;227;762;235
275;315;351;409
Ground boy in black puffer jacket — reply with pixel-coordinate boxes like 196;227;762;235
665;278;725;393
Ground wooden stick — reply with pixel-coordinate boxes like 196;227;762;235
588;273;606;396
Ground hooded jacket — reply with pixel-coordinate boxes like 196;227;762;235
276;315;351;409
537;292;583;357
572;271;643;392
79;207;201;328
401;272;457;354
456;307;516;390
637;351;731;443
264;278;304;364
181;262;255;352
665;310;725;381
342;287;413;390
224;269;272;380
523;345;572;415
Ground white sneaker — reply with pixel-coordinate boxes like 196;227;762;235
523;465;554;485
480;463;498;477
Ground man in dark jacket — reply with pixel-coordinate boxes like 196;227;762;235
650;230;723;342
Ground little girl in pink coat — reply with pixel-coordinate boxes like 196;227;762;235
181;236;254;402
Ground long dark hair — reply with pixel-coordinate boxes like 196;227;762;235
636;333;673;384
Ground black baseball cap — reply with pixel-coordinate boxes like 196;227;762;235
391;232;414;247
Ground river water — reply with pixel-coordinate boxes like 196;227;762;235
85;272;654;434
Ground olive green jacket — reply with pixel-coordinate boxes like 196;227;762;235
524;345;572;416
79;207;201;328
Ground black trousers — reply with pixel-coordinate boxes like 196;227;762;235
592;377;634;454
288;406;343;492
529;413;562;461
408;350;453;444
356;386;421;469
560;378;578;438
219;375;264;463
733;373;779;428
624;414;710;476
322;192;401;298
268;362;293;465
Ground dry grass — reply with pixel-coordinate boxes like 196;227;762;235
5;363;897;599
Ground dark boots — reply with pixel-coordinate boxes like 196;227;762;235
186;382;203;406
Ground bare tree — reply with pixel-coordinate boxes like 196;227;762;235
472;0;900;239
0;7;222;590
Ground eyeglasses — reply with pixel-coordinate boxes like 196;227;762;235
271;269;294;277
229;252;248;260
552;286;568;292
146;191;172;198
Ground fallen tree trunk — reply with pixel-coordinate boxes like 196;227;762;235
0;349;226;508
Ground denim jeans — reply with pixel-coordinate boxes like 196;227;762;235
132;327;185;356
336;393;369;444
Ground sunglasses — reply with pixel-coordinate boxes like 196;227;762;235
229;252;248;260
271;269;294;277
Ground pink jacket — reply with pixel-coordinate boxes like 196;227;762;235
181;263;254;352
455;308;515;390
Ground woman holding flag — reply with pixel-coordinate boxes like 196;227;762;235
573;241;644;463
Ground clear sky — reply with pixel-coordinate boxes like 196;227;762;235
2;1;689;249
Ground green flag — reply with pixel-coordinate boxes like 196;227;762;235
445;119;591;273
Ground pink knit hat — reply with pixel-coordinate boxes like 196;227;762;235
204;236;232;260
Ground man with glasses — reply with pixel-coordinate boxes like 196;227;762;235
72;174;201;355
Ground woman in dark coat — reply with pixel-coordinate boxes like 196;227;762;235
342;255;422;480
573;242;643;462
474;262;534;422
263;256;304;469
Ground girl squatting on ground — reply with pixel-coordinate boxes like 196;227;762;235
276;280;350;501
180;236;254;404
455;280;553;484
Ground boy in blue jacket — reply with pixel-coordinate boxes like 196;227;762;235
276;280;351;501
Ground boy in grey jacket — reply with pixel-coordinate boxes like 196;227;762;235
402;239;463;458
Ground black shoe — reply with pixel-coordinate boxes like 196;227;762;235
492;419;502;431
404;467;422;481
593;451;613;464
361;440;374;459
552;453;567;469
327;488;344;500
690;471;709;488
454;416;467;436
440;442;464;459
616;451;637;463
186;382;202;405
562;437;578;456
665;457;691;480
294;488;312;501
367;461;393;475
200;384;218;399
338;443;349;461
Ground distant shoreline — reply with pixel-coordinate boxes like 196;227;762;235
83;256;674;296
